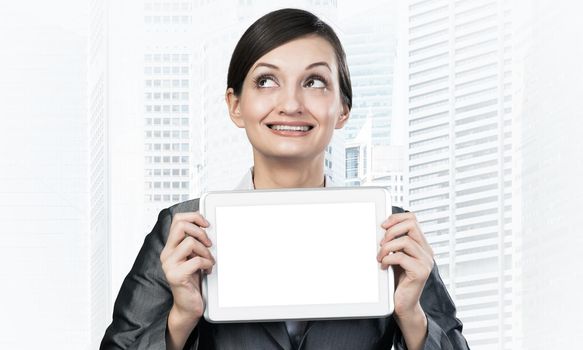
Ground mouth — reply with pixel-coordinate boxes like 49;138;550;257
265;123;315;137
266;124;314;132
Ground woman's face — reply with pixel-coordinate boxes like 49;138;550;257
226;35;349;162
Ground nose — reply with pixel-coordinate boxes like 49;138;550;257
277;85;304;116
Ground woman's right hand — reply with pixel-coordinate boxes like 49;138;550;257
160;211;215;327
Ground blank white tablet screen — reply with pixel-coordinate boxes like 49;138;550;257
215;202;379;308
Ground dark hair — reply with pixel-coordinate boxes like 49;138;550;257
227;8;352;110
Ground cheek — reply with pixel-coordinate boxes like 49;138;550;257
240;93;276;121
304;93;341;123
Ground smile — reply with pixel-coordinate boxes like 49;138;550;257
268;124;313;132
266;123;314;136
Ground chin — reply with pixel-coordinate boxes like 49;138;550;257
263;149;323;162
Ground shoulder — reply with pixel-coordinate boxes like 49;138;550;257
143;198;201;248
167;197;201;215
391;205;409;214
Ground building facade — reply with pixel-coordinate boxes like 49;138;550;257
405;0;513;348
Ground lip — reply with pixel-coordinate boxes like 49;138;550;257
264;121;315;137
265;121;316;128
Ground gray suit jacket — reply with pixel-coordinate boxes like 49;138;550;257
100;199;470;350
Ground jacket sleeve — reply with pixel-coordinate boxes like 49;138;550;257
393;264;470;350
100;208;200;350
390;206;470;350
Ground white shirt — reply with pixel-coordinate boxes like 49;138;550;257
234;166;332;191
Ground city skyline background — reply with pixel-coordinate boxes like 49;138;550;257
1;0;582;349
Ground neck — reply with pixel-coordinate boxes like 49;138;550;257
252;153;326;189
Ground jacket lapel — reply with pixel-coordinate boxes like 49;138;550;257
260;322;292;350
297;321;315;349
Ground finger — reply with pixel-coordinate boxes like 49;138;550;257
163;221;210;262
167;236;215;265
167;215;212;249
377;235;429;263
380;251;421;272
178;256;215;275
381;212;415;229
174;212;210;228
182;222;212;247
180;256;215;275
381;252;432;282
167;256;215;285
381;218;430;249
380;220;411;245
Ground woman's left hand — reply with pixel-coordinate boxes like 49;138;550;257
377;212;434;319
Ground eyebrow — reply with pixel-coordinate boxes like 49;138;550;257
252;61;332;72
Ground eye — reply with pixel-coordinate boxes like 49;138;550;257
304;75;328;89
253;74;278;88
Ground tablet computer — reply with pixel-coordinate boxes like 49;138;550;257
200;186;394;323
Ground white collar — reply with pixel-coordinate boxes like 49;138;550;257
234;166;333;190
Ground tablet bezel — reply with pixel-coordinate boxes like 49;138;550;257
200;186;394;323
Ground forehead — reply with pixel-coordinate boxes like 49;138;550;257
250;35;338;72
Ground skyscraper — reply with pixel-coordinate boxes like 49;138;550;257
88;0;110;346
340;2;401;192
90;0;148;325
143;0;196;223
405;0;513;348
341;3;398;146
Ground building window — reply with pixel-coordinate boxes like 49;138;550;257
346;146;359;179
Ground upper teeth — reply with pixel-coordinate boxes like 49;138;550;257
270;125;311;131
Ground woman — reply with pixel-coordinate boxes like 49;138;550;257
101;8;469;350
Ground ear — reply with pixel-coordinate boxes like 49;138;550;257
225;88;245;128
334;104;350;129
